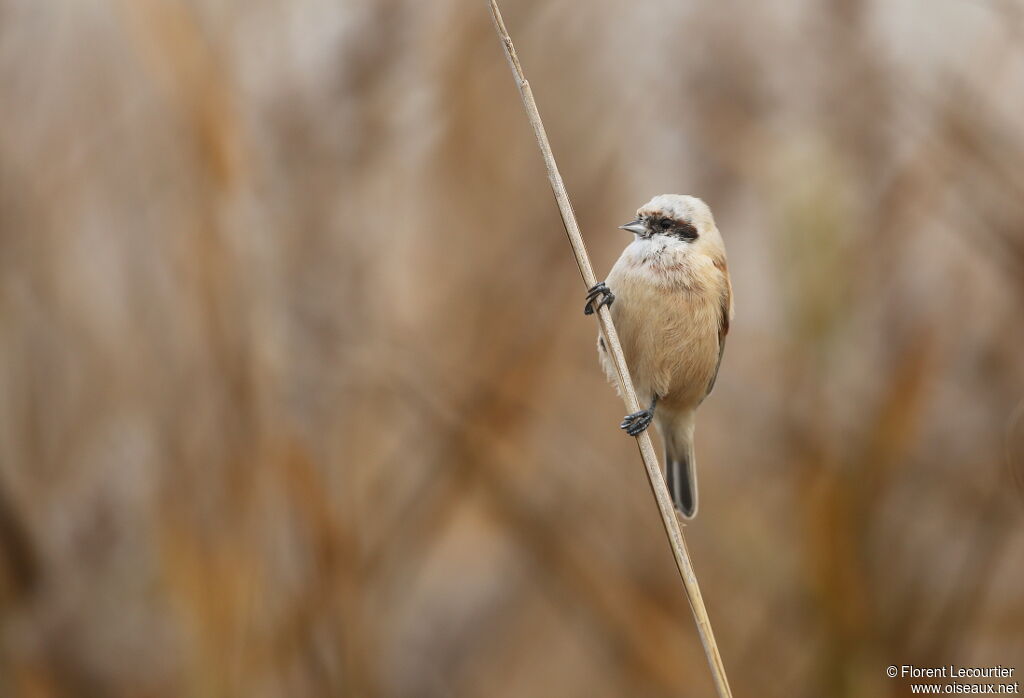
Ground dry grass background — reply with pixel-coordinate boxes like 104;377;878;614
1;1;1023;697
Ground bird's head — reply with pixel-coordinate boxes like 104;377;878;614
619;194;724;256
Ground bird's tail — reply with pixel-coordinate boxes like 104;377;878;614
665;418;698;519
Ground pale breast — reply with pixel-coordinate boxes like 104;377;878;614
598;246;724;411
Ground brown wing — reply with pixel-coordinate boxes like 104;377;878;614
705;278;731;398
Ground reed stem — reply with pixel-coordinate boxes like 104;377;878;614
485;3;734;696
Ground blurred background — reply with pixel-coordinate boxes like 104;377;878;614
1;0;1023;696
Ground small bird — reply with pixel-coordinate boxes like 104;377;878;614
584;195;733;518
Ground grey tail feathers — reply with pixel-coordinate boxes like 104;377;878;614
666;442;698;519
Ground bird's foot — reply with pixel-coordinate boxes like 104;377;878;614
584;282;614;316
620;408;654;436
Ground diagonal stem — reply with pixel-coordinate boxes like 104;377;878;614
485;2;733;696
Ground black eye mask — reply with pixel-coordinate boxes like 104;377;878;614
653;217;698;241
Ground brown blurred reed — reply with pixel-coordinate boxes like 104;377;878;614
0;1;1022;697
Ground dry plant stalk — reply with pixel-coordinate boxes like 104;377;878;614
485;2;733;696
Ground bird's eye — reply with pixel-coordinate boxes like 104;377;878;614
660;218;672;230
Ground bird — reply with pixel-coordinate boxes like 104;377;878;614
583;194;733;519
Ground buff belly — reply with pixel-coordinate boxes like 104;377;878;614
598;259;721;413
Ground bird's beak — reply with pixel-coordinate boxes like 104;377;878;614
619;219;647;235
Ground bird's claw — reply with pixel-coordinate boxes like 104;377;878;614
584;282;614;316
620;408;654;436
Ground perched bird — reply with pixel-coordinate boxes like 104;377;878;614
584;195;733;518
